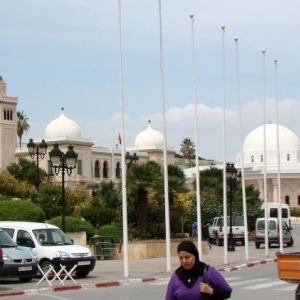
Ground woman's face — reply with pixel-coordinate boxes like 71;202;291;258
178;251;196;270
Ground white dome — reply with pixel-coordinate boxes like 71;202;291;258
45;111;81;139
243;124;300;152
134;123;163;148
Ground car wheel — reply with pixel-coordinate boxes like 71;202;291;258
19;277;33;282
76;271;89;278
287;237;294;247
40;260;53;275
255;242;260;249
216;235;222;246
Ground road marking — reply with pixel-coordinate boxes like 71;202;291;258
276;285;297;291
230;278;268;286
244;280;287;289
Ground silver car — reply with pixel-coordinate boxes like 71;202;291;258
254;217;294;249
0;228;38;282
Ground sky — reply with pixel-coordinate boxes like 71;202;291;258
0;0;299;163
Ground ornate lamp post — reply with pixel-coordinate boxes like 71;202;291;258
226;162;237;252
125;152;139;169
27;138;48;191
49;143;78;232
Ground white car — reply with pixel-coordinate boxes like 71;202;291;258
254;217;294;249
0;221;96;278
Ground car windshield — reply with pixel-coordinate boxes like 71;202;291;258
33;228;73;246
0;231;17;248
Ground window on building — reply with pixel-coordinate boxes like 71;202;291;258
103;161;108;178
298;195;300;206
3;109;13;120
251;156;254;163
94;160;100;178
116;162;121;178
285;195;290;205
77;160;82;175
287;154;290;161
260;155;263;162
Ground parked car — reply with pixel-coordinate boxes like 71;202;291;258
0;227;38;282
0;221;96;278
254;217;294;249
0;247;4;276
208;216;247;246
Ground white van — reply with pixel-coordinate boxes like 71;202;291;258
0;221;96;278
254;217;293;249
261;202;291;226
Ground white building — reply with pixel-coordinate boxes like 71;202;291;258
236;123;300;207
184;123;300;208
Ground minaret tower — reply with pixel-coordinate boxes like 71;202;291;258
0;74;18;168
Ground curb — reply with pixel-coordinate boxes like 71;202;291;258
0;258;277;297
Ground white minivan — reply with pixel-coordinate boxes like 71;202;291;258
0;221;96;278
254;217;294;249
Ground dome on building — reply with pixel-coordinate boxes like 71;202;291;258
45;110;81;139
243;123;300;152
134;122;163;148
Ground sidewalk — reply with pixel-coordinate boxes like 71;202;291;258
89;241;278;284
0;241;279;297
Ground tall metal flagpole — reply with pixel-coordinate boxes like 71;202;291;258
118;0;129;278
158;0;171;272
262;49;269;258
189;13;202;259
274;59;283;253
234;37;249;260
221;25;228;265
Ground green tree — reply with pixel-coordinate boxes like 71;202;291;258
16;111;30;148
98;181;121;210
126;162;163;236
0;199;45;222
180;138;195;167
7;157;48;188
0;170;35;199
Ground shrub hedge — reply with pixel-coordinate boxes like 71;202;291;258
48;216;95;240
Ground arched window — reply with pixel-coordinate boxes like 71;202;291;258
103;161;108;178
94;160;100;178
287;154;290;162
116;162;121;178
285;195;290;205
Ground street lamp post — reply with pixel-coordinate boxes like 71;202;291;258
49;143;78;232
27;138;48;191
125;152;139;169
226;162;237;252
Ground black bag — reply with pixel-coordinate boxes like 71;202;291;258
202;265;230;300
202;265;214;300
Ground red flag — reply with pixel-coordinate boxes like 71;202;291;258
118;133;122;145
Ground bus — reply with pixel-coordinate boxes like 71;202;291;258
261;202;291;226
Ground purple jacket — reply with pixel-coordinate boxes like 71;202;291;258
165;265;232;300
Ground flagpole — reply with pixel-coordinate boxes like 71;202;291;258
158;0;171;272
117;0;129;278
234;37;249;261
274;59;283;253
221;25;228;265
262;48;269;258
189;13;202;258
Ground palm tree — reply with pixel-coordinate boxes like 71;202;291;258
180;138;195;167
126;162;163;235
17;111;30;148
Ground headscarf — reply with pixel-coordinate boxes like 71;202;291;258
175;240;206;288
